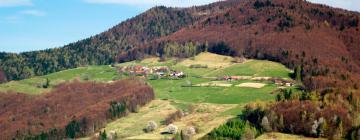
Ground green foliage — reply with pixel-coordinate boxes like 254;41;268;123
276;89;302;101
42;78;50;88
99;130;107;140
65;120;81;138
294;66;303;82
207;42;235;56
162;42;204;58
206;119;260;139
109;101;127;118
253;0;274;9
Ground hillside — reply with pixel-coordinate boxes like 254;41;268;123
0;0;360;139
1;0;359;93
157;0;360;92
0;1;239;81
0;79;154;140
0;53;298;139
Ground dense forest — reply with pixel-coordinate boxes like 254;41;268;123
0;79;154;139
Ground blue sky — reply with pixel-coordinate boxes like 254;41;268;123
0;0;359;53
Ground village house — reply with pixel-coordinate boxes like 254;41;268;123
170;71;185;78
153;66;170;76
272;78;295;87
120;65;173;77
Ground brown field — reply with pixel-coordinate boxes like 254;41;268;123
179;52;235;68
81;100;236;140
0;79;154;140
194;81;233;87
236;82;266;88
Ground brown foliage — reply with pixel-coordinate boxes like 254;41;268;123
164;110;184;125
270;100;352;138
0;69;6;83
153;0;360;93
0;79;154;139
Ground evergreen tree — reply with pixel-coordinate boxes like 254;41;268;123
294;65;302;82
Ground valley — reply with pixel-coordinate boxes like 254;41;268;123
0;0;359;139
0;52;301;139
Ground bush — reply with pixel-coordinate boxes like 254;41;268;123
164;110;184;125
261;116;272;132
206;119;260;139
41;78;50;88
181;126;196;140
146;121;158;132
167;124;178;134
99;130;107;140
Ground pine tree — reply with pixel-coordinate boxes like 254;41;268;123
294;66;302;82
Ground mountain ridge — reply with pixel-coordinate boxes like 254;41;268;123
0;0;359;92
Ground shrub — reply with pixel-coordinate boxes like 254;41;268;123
164;110;184;125
41;78;50;88
206;119;260;139
261;116;272;132
167;124;178;134
99;130;107;140
146;121;158;132
241;125;257;140
181;126;196;140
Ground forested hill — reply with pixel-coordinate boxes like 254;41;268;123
156;0;360;92
0;6;194;81
0;0;360;95
0;5;204;81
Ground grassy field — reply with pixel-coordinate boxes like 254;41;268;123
0;65;118;95
0;52;298;139
206;60;292;78
80;99;236;140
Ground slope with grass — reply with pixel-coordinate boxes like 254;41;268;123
0;53;298;139
0;65;118;95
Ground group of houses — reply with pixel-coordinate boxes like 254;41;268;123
119;65;185;78
272;78;295;87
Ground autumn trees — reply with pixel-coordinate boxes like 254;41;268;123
0;69;6;83
0;79;154;139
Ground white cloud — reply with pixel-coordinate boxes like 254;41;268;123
0;0;32;7
83;0;221;7
19;10;46;17
308;0;360;12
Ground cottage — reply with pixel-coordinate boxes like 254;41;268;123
171;71;185;78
